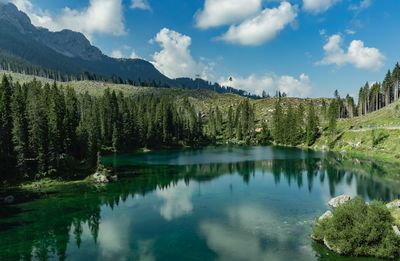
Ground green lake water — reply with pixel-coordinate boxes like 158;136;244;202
1;146;400;261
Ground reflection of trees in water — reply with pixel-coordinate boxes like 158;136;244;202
0;186;102;260
1;154;400;260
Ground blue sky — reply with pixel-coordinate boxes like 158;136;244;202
6;0;400;98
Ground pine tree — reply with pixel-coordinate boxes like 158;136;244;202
48;83;66;171
259;121;271;144
64;88;79;157
0;75;14;175
215;106;223;136
328;99;339;134
29;85;50;175
272;99;284;144
382;70;392;106
305;101;319;146
227;106;234;140
11;83;29;174
295;103;305;143
392;63;400;101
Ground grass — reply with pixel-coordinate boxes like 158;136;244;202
3;71;330;125
313;100;400;163
19;178;89;193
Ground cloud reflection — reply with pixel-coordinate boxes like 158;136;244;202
200;204;314;261
156;180;195;221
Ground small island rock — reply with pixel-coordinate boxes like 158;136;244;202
92;172;109;184
328;195;351;208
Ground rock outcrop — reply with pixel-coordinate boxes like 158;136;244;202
386;200;400;209
92;172;109;184
392;225;400;237
328;195;351;208
318;210;333;222
91;169;117;184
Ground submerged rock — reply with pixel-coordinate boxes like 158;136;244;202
4;195;15;204
328;195;351;208
323;237;343;254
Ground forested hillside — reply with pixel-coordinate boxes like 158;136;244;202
0;73;332;183
1;60;399;183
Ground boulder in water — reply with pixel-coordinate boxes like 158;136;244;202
328;195;351;208
4;195;15;204
318;210;333;222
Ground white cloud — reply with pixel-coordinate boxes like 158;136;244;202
195;0;262;29
9;0;126;39
130;51;139;59
345;29;356;35
318;34;385;71
111;50;123;59
131;0;151;11
151;28;213;79
218;2;297;46
303;0;341;14
220;73;312;97
110;47;140;59
349;0;372;12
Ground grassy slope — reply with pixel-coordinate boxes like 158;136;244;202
314;100;400;162
3;71;329;124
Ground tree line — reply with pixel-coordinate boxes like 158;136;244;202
358;63;400;115
0;75;270;182
6;70;391;182
0;75;208;180
0;56;260;99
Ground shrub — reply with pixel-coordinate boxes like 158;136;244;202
313;197;400;259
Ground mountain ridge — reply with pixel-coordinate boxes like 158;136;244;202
0;3;252;96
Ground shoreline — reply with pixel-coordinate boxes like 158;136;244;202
2;144;400;193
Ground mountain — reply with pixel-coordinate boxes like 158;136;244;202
0;3;171;84
0;3;251;96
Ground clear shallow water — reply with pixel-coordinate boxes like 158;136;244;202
1;146;400;261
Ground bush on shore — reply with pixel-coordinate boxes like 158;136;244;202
312;197;400;259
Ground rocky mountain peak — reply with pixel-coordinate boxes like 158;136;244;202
0;3;103;61
0;3;35;34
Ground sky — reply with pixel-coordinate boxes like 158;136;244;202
4;0;400;98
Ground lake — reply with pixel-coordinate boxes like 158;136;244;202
1;146;400;261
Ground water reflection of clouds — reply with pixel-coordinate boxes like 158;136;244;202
200;204;315;261
156;180;195;221
97;215;131;260
68;215;156;261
